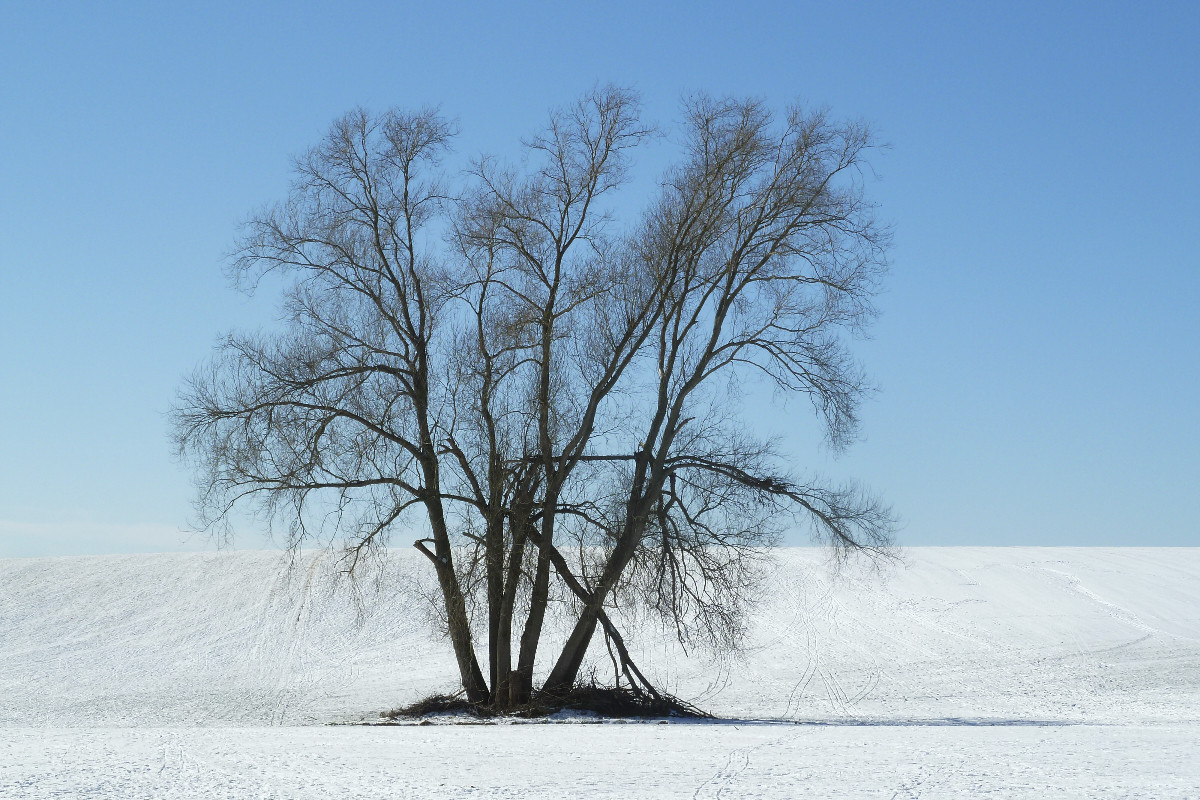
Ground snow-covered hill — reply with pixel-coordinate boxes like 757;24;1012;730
2;547;1197;727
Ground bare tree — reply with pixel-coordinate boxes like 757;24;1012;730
173;87;895;711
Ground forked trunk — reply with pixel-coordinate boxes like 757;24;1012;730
493;505;531;708
542;501;647;694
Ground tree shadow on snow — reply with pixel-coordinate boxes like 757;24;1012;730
674;717;1086;727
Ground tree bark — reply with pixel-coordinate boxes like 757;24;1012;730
485;511;504;703
417;526;488;703
513;488;557;704
416;404;488;703
494;499;532;707
543;480;655;694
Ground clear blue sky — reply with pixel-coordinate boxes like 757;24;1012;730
1;0;1197;556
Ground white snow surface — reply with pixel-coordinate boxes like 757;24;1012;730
2;547;1198;797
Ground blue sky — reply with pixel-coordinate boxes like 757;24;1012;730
1;0;1196;556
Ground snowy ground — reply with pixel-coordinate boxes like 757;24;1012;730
2;547;1198;797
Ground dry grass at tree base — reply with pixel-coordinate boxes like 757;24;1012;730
380;683;712;722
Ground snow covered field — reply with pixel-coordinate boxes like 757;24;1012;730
2;547;1197;797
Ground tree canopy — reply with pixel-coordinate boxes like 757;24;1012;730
173;86;895;710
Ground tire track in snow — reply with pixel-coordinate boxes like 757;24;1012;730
1034;566;1166;637
887;765;929;800
692;732;798;799
692;745;751;799
753;560;887;720
237;550;328;725
270;550;329;725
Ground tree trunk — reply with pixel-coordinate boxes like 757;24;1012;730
424;532;489;703
493;504;531;708
485;512;504;703
513;541;550;704
417;448;488;703
542;494;649;694
512;490;557;704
